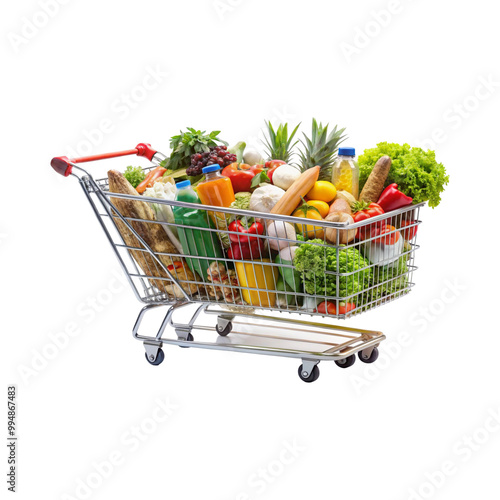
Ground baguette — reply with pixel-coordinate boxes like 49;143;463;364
107;170;199;297
359;155;392;204
271;166;320;216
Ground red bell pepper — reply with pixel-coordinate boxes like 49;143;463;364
228;238;266;260
265;160;286;183
167;261;183;272
315;301;356;315
351;201;385;240
400;220;418;240
377;183;413;212
228;220;266;259
222;163;264;193
228;220;264;244
136;166;167;194
371;225;401;245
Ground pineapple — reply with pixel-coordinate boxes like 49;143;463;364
298;119;347;181
261;121;300;164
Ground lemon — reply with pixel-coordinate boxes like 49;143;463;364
306;181;337;203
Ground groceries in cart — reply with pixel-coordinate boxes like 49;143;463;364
98;120;448;317
49;121;448;381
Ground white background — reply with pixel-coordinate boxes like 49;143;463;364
2;1;500;499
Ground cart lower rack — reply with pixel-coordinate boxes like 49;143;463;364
51;143;423;382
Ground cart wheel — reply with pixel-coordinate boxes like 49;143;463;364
145;348;164;366
298;364;320;383
358;347;379;364
335;354;356;369
179;333;194;348
216;322;232;336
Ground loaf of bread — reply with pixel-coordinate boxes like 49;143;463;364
107;170;199;298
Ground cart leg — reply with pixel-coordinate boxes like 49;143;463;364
298;359;320;383
175;328;194;344
144;342;164;366
132;304;162;340
172;304;207;346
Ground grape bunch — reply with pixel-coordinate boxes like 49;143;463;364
186;146;237;176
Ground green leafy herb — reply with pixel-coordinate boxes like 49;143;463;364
250;170;270;189
161;128;227;171
358;143;449;208
357;256;410;311
123;166;146;188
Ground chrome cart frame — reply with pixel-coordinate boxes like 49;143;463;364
51;143;423;382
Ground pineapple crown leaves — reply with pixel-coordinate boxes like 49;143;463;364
261;120;301;164
298;119;348;179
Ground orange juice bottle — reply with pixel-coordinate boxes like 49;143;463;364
196;165;235;226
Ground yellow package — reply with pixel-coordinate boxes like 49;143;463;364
235;259;279;308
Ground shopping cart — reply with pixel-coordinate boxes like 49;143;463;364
51;143;423;382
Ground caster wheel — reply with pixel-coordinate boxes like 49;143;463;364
335;354;356;369
179;332;194;348
216;322;232;336
145;348;164;366
358;347;379;364
298;364;320;383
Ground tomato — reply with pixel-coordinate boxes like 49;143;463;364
306;181;337;203
317;301;336;314
292;207;324;239
222;163;264;193
400;220;418;240
351;201;385;240
305;200;330;218
316;301;356;315
371;225;401;245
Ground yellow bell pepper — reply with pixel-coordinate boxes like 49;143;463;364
293;207;324;240
235;259;279;307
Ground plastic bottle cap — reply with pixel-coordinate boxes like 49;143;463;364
338;147;355;156
202;165;221;174
176;180;191;189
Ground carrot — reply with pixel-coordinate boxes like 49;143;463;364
136;166;166;194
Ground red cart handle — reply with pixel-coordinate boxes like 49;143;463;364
51;143;157;177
